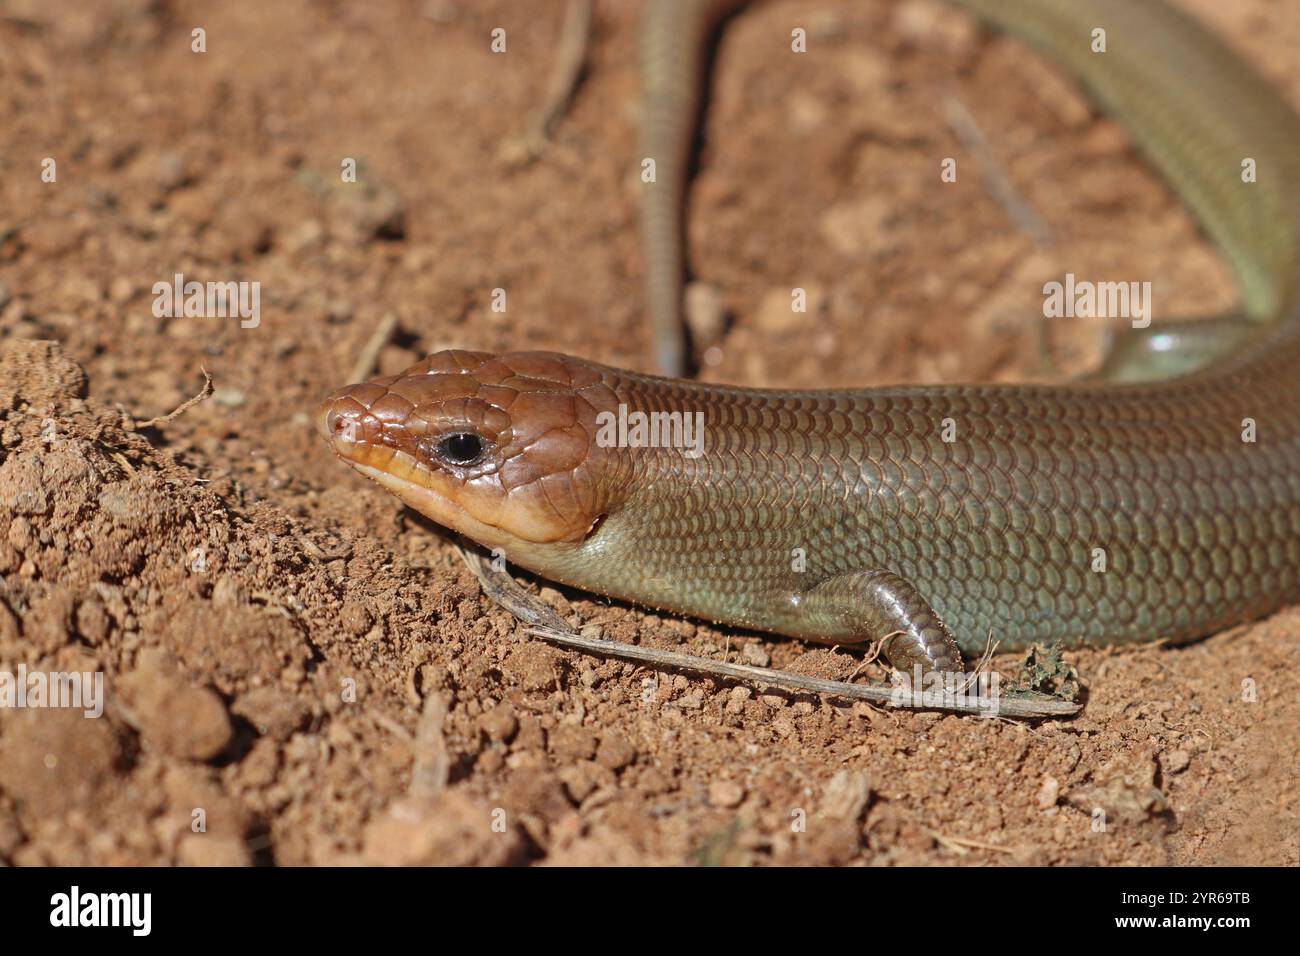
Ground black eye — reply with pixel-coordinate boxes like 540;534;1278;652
435;432;486;466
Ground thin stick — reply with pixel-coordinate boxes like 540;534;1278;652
411;693;449;797
524;624;1076;717
454;543;1080;718
957;629;999;695
945;94;1066;376
531;0;592;142
135;367;213;428
926;828;1016;854
498;0;593;166
347;311;400;385
944;95;1052;246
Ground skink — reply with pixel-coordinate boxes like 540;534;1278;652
317;0;1300;675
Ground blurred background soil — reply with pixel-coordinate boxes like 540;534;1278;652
0;0;1297;865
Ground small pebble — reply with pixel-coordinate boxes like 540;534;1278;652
725;686;751;715
213;388;246;408
1036;775;1060;809
709;780;745;809
595;733;636;771
1163;749;1191;774
339;600;373;637
549;724;598;761
479;704;518;743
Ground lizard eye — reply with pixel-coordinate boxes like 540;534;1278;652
433;432;487;467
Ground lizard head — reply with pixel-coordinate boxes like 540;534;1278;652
316;350;622;553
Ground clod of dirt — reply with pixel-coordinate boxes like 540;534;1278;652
1067;753;1170;827
120;649;234;762
0;339;88;411
356;793;525;866
0;708;124;817
504;642;566;692
594;733;636;771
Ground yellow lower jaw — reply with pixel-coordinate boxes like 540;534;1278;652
331;439;592;547
342;457;496;540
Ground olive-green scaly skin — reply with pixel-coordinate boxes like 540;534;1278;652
529;360;1300;656
602;0;1300;653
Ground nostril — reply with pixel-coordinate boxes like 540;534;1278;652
333;413;361;442
318;395;381;446
317;401;356;443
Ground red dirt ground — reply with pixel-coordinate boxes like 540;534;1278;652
0;0;1297;865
